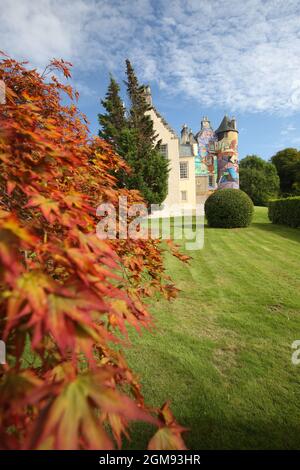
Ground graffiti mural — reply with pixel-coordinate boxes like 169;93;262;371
188;115;239;195
195;155;208;176
218;155;239;189
195;118;217;181
217;138;239;189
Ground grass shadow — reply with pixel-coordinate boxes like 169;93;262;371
126;414;300;450
252;222;300;244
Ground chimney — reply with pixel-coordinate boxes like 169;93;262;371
144;85;152;106
180;124;189;144
189;128;195;144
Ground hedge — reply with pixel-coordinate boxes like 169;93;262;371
204;189;254;228
268;197;300;228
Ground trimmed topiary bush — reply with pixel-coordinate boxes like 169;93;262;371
205;189;254;228
268;196;300;228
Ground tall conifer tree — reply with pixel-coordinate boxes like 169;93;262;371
98;61;169;206
98;75;126;154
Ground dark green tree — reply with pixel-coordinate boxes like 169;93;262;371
293;159;300;194
239;155;279;205
271;148;300;196
125;60;157;149
98;61;169;206
98;75;126;154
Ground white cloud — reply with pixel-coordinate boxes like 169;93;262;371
1;0;300;113
71;80;96;98
280;124;296;135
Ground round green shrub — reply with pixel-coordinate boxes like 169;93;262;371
205;189;254;228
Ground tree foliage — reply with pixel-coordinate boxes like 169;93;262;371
98;75;126;154
271;148;300;196
239;155;279;205
0;53;186;450
98;61;169;206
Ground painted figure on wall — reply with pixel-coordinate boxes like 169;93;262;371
218;154;239;189
193;114;239;192
215;116;239;189
195;117;216;178
195;155;209;175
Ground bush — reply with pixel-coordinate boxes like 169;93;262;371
205;189;254;228
268;197;300;228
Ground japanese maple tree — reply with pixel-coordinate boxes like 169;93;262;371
0;53;187;450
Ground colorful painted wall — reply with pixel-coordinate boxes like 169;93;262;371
195;117;239;192
216;132;239;189
195;118;218;188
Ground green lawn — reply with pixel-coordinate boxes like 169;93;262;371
125;207;300;449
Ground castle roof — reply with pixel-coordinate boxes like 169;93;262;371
144;85;178;139
152;106;178;139
216;115;238;134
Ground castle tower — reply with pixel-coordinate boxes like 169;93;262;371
200;116;212;130
215;115;239;189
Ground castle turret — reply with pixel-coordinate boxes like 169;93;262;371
215;115;238;140
215;115;239;189
200;116;212;130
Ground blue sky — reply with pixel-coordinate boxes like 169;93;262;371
1;0;300;160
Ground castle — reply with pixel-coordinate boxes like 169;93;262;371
145;86;239;209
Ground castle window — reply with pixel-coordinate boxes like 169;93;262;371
208;175;214;187
181;191;187;201
159;144;168;158
180;162;188;179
